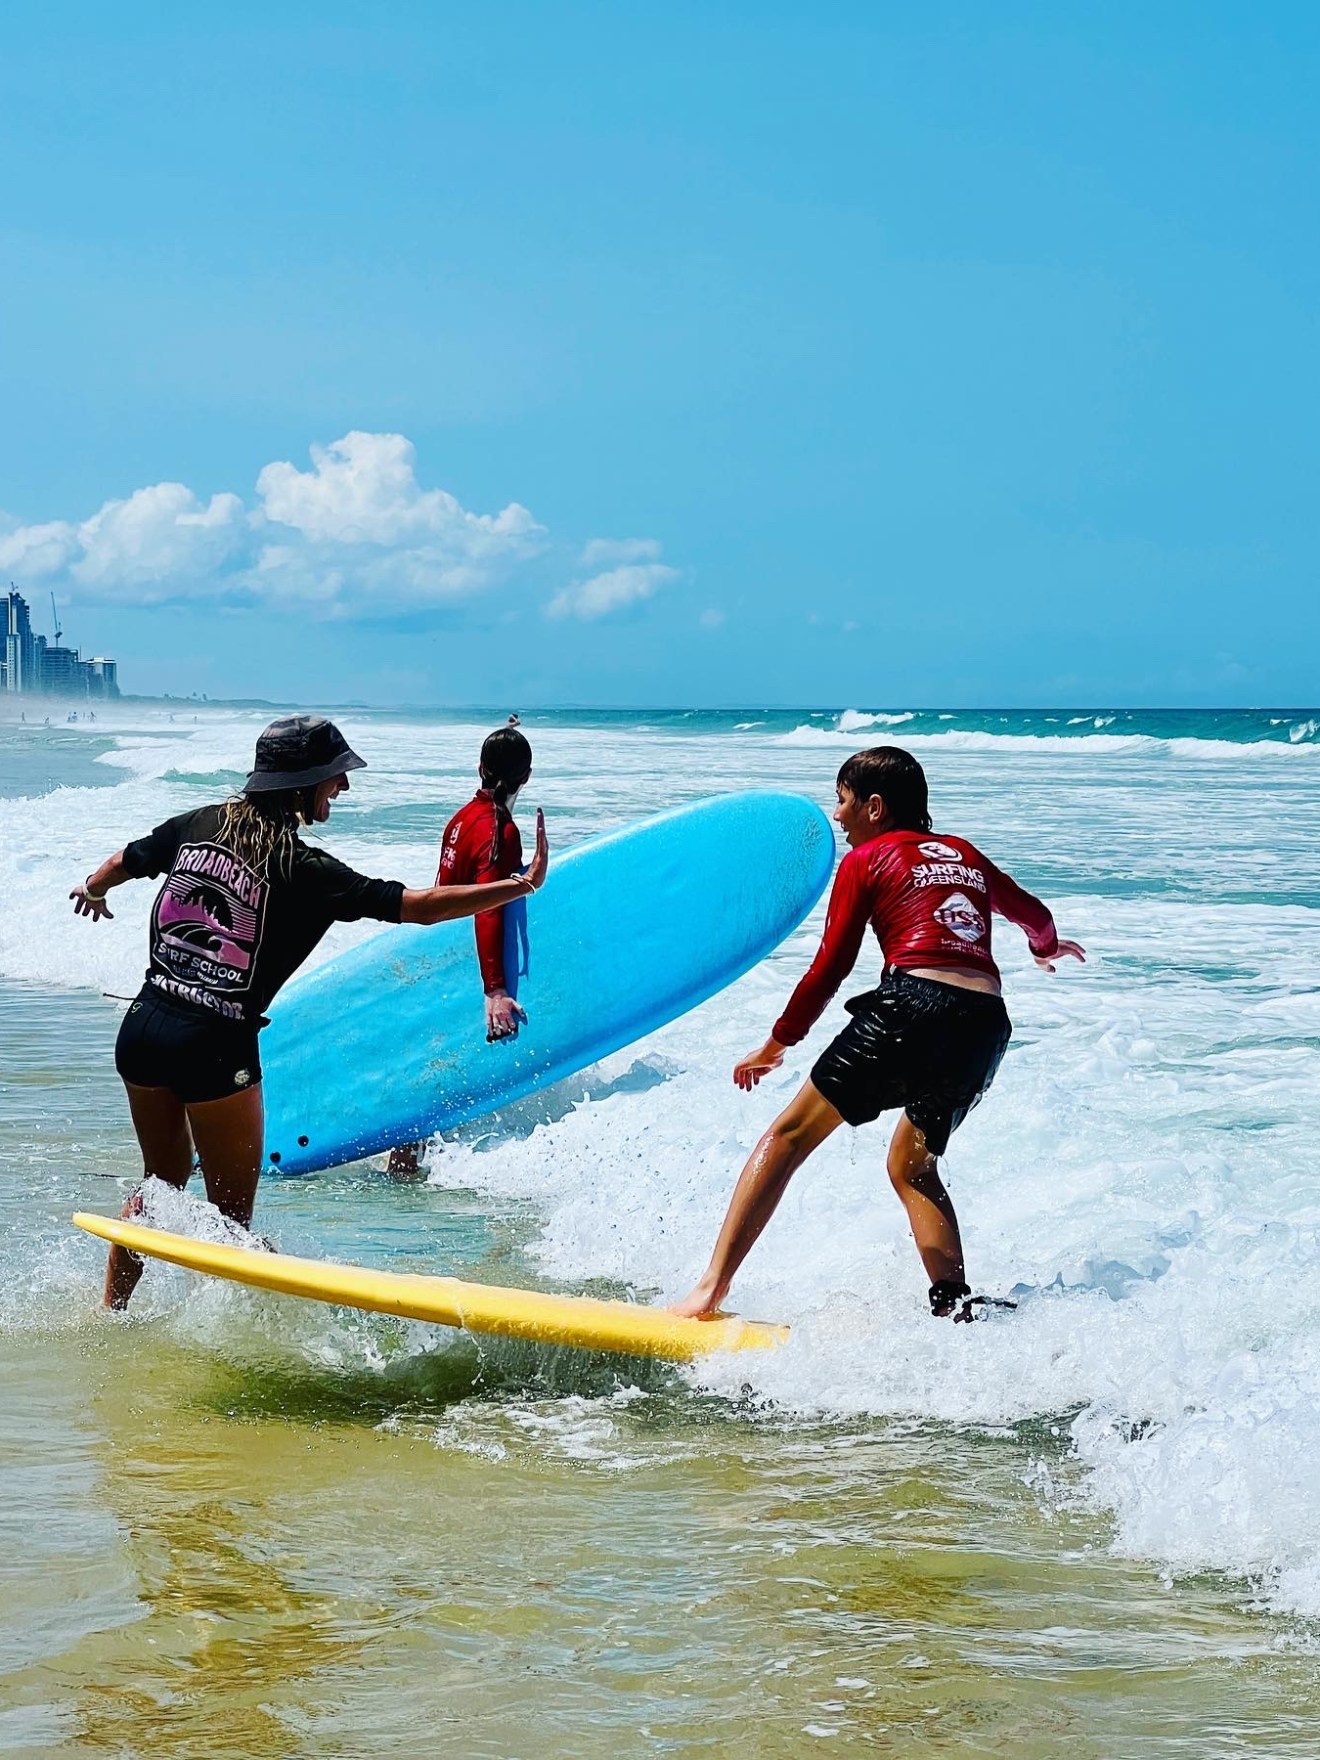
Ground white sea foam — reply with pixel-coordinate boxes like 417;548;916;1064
777;723;1320;760
835;709;916;732
423;888;1320;1612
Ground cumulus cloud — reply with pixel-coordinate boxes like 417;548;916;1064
0;432;545;616
0;484;248;604
547;538;679;621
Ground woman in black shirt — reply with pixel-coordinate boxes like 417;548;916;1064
71;715;549;1307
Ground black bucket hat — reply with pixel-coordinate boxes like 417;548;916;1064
242;716;366;794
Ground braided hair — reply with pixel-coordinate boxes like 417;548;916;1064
479;726;533;864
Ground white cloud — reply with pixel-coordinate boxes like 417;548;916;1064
0;432;545;616
699;607;726;629
547;555;679;621
0;484;248;605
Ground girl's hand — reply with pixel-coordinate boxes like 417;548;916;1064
733;1039;786;1091
1033;938;1085;973
524;809;549;890
70;884;114;922
485;990;527;1042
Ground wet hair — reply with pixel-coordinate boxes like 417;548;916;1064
836;746;932;833
479;725;533;863
217;788;314;882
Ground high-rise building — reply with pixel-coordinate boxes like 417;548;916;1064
1;588;120;697
3;589;44;693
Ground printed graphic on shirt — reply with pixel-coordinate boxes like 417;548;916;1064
150;842;267;1016
918;840;964;861
934;890;987;944
911;857;988;892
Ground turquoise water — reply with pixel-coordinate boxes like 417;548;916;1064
3;701;1320;1754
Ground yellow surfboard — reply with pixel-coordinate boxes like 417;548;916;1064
73;1213;788;1363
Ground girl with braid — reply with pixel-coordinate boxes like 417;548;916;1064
386;725;535;1175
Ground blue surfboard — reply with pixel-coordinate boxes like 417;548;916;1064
260;791;836;1176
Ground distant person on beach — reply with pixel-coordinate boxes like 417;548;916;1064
671;746;1083;1323
70;715;548;1308
386;723;535;1176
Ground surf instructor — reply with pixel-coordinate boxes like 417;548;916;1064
671;745;1082;1324
71;715;549;1309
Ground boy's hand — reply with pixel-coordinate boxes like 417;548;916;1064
733;1039;786;1090
1034;938;1085;973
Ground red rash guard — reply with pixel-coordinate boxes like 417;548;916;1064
436;790;523;994
773;830;1060;1046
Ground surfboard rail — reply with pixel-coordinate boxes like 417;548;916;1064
73;1213;788;1363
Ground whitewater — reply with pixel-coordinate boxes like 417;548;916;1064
3;700;1320;1642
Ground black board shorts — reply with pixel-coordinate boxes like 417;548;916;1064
810;970;1012;1156
115;986;262;1105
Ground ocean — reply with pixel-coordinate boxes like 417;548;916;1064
2;702;1319;1757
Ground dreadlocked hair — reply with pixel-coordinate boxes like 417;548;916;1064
217;790;310;883
479;725;533;864
836;746;933;833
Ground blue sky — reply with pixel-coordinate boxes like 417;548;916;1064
1;3;1316;706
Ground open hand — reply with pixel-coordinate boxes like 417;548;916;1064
733;1038;786;1091
524;808;549;891
1034;938;1085;973
485;990;527;1042
70;885;113;922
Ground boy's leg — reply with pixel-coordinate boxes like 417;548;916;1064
670;1080;844;1318
106;1082;194;1309
886;1113;964;1291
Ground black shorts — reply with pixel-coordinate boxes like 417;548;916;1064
810;970;1011;1156
115;986;263;1105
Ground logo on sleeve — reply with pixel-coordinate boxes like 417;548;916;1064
934;891;987;943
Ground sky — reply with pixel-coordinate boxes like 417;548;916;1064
1;2;1317;708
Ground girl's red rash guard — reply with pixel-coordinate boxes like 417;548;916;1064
436;789;523;993
773;829;1060;1046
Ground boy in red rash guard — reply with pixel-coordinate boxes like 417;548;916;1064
671;746;1085;1322
386;725;533;1176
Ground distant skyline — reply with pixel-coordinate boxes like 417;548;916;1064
2;4;1317;707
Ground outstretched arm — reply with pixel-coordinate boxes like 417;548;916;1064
729;854;869;1085
983;856;1084;971
402;808;547;925
70;852;132;921
732;854;871;1089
